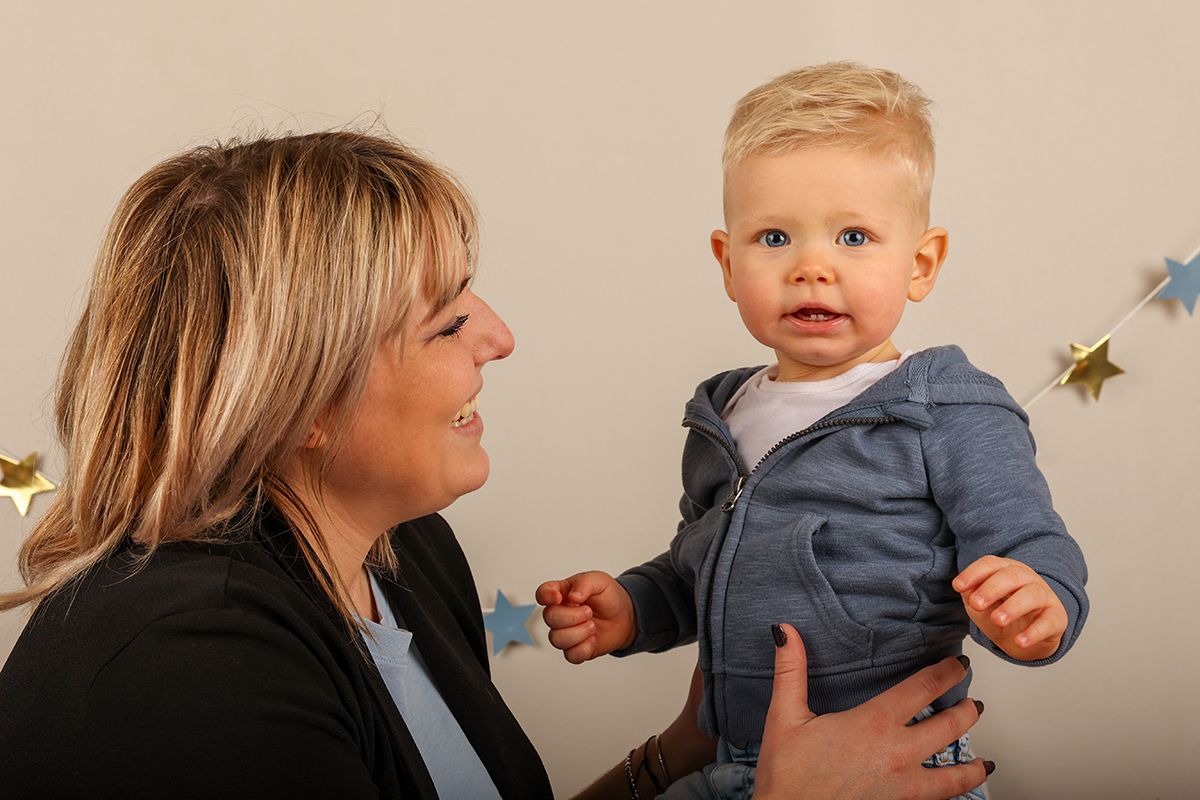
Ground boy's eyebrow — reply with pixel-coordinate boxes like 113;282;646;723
833;211;889;227
746;211;890;227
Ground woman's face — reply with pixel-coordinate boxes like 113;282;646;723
321;281;515;530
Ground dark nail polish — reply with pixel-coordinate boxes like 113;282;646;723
984;760;996;775
771;624;787;648
956;654;971;669
973;699;985;715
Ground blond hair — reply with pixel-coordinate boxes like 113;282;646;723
1;131;475;627
724;62;935;213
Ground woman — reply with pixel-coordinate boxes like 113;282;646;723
0;132;987;798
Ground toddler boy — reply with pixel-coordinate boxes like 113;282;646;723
538;63;1087;797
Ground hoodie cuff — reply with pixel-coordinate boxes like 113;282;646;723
613;573;688;656
972;574;1084;666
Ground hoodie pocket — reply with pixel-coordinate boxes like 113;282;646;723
788;512;874;667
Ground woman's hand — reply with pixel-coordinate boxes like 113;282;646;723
755;624;992;800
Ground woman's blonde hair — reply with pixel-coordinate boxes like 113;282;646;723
724;62;936;215
1;130;475;624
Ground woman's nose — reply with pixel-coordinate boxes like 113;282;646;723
473;296;515;363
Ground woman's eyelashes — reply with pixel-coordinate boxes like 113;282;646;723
438;314;470;338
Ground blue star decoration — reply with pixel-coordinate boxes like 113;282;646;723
1158;253;1200;315
482;590;536;654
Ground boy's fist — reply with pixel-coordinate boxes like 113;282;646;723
535;571;637;664
953;555;1068;661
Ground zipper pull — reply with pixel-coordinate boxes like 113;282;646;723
720;476;747;512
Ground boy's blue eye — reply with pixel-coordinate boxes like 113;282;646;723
838;229;869;247
759;230;790;248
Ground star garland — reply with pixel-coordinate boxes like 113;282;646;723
1024;244;1200;408
9;247;1198;664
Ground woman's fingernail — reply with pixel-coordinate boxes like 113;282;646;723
771;624;787;648
973;699;985;715
957;655;971;669
984;760;996;775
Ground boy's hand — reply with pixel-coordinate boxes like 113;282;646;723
953;556;1067;661
536;571;636;664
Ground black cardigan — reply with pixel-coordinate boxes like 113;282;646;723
0;509;553;798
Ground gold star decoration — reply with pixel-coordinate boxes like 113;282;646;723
1059;335;1125;401
0;451;56;517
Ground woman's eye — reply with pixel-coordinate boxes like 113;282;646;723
838;229;869;247
758;230;790;248
438;314;470;338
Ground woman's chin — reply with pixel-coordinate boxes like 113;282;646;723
452;451;492;500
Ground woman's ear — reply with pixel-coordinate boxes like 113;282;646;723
908;227;949;303
303;416;329;450
712;229;737;302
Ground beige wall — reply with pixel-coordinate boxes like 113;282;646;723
3;2;1199;796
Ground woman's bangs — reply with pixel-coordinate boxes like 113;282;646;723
418;181;478;312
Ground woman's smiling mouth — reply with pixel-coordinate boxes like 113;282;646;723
451;396;478;427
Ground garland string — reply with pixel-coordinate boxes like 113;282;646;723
1022;241;1200;409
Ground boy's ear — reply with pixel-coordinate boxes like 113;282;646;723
908;227;949;303
711;229;737;302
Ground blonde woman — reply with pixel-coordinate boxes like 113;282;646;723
0;132;984;798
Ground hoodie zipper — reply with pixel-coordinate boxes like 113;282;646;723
684;414;899;512
679;421;749;510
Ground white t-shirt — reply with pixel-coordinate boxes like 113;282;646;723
722;353;912;470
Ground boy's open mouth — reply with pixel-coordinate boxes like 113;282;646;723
790;307;845;323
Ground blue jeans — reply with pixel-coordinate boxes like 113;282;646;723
664;706;988;800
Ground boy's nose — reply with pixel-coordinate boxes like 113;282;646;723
790;258;833;284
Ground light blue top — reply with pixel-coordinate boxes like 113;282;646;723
363;572;501;799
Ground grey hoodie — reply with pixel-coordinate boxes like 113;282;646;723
616;346;1088;746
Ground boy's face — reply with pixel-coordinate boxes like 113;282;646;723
712;146;947;381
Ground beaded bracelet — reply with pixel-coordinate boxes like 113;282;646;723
624;748;641;800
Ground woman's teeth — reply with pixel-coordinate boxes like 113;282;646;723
451;397;478;427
